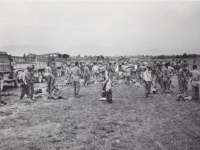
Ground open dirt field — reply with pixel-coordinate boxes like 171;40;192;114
0;76;200;150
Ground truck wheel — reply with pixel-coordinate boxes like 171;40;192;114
0;80;3;92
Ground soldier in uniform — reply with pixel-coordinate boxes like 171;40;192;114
167;63;175;93
124;64;134;85
51;61;57;78
42;72;55;95
66;63;72;84
190;65;200;100
101;68;113;103
20;66;34;101
71;62;82;98
142;66;153;98
106;62;114;81
83;63;90;86
161;63;170;94
179;62;190;95
155;63;163;88
92;62;99;84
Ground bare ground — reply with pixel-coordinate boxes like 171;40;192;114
0;77;200;150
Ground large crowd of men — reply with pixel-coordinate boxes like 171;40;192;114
0;57;200;106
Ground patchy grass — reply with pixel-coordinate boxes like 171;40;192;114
0;77;200;150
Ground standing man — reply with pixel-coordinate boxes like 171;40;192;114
66;63;72;84
190;65;200;100
51;61;57;78
92;62;99;84
138;63;146;83
106;62;114;81
122;62;128;72
167;63;175;93
161;63;170;94
20;66;34;101
155;63;163;89
45;65;52;73
71;62;82;98
142;66;153;98
83;63;90;86
179;62;190;95
113;62;119;80
101;68;113;104
124;64;133;85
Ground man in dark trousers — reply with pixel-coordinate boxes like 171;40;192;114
20;66;34;102
51;61;57;78
179;62;190;95
161;63;170;94
190;65;200;100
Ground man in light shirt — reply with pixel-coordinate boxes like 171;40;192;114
161;63;170;94
101;68;112;104
66;64;72;84
190;65;200;100
113;62;119;80
167;63;175;93
143;66;153;98
71;62;82;98
92;62;99;84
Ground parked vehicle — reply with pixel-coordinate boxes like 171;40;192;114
42;53;70;77
0;51;19;91
13;54;48;83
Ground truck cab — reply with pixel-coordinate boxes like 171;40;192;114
0;51;19;91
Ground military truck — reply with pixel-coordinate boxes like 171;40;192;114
42;53;70;77
0;51;19;91
13;54;48;83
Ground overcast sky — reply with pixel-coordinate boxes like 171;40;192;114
0;1;200;56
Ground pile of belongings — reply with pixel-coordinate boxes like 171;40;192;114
135;82;141;88
0;101;7;106
151;88;158;94
131;79;137;83
118;72;124;79
88;79;95;85
34;89;43;95
99;90;107;101
47;89;68;100
176;94;192;101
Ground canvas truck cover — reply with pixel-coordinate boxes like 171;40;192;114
0;51;11;72
55;57;63;67
14;62;34;70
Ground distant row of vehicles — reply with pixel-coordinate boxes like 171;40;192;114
0;51;70;91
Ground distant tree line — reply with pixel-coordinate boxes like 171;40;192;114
152;53;200;59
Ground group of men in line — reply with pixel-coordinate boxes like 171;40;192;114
1;58;200;105
65;59;200;101
152;60;200;100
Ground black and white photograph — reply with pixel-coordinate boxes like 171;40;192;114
0;0;200;149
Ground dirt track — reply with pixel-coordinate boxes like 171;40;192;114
0;77;200;150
